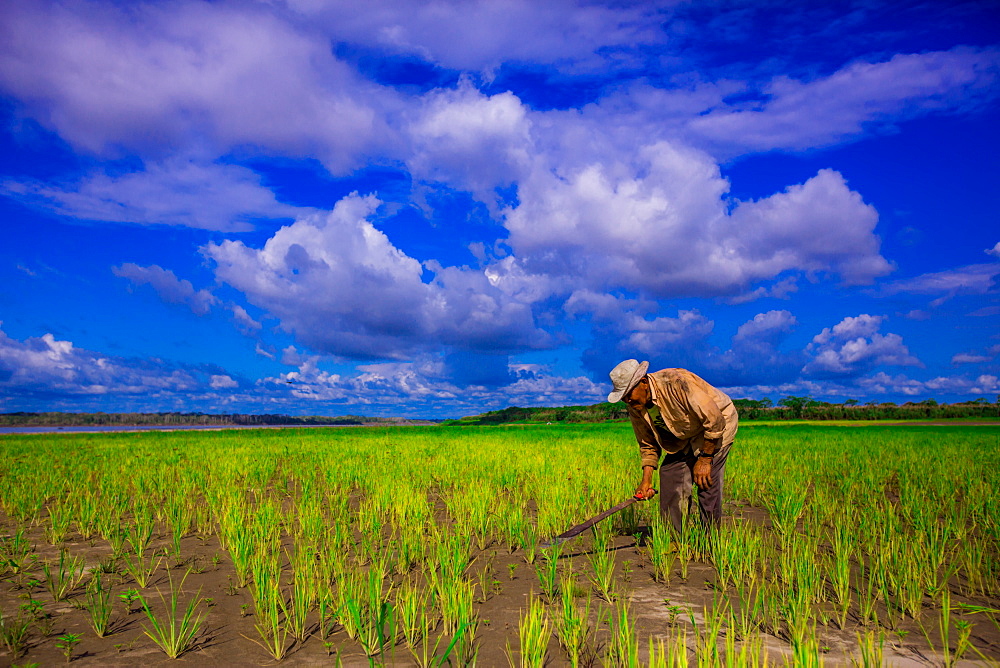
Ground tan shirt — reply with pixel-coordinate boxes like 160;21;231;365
627;368;738;469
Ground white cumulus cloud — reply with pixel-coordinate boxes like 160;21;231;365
204;193;550;359
804;314;921;377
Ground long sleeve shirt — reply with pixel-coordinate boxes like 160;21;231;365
627;368;739;469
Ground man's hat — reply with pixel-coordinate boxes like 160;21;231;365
607;359;649;403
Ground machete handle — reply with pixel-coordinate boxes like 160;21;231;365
634;489;657;500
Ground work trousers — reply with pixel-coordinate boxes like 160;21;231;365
658;442;731;534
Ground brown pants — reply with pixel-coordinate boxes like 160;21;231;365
658;443;730;533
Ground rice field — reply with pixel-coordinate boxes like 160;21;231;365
0;423;998;666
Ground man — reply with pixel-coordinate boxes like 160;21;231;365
608;359;738;533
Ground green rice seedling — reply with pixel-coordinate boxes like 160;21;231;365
392;520;426;575
647;636;669;668
285;576;313;643
121;549;163;588
787;619;821;667
606;601;639;668
2;477;45;523
73;491;99;540
285;544;320;642
98;515;128;558
165;497;193;558
517;522;540;565
501;503;528;553
885;539;924;622
616;502;642;538
647;626;690;667
919;587;974;667
336;571;362;642
42;549;86;602
473;555;496;603
126;506;156;556
452;617;481;666
648;519;676;584
723;610;769;668
765;480;807;538
688;598;726;666
248;583;293;661
732;576;764;640
712;521;764;592
856;558;880;627
757;577;785;638
508;595;551;668
85;571;116;637
225;526;255;588
851;628;885;667
828;520;853;629
408;608;468;668
317;591;339;643
431;526;473;583
447;483;495;550
533;543;562;603
587;521;617;601
434;573;475;636
777;534;822;648
587;543;617;602
44;499;73;545
675;529;694;582
349;581;396;658
552;571;594;667
957;537;987;597
408;609;438;668
0;607;32;659
0;528;34;576
137;568;205;659
396;576;428;648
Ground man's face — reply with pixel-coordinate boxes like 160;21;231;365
623;377;651;410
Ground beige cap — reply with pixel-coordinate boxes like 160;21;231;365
607;359;649;403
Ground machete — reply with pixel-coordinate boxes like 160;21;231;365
541;489;656;548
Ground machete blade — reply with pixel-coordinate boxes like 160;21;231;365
540;490;655;549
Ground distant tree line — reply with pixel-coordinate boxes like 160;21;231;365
0;412;422;427
733;396;1000;421
446;396;1000;426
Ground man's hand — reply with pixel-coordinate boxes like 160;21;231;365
635;465;656;500
693;457;713;488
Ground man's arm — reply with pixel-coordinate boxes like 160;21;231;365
693;436;720;488
684;381;725;489
627;404;660;499
636;464;656;500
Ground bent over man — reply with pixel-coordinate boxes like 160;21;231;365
608;360;738;533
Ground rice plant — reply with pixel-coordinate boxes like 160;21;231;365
0;607;32;659
508;595;551;668
137;569;205;659
606;601;639;668
552;571;594;667
85;571;116;637
41;549;86;602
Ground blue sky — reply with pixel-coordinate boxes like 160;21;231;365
1;0;998;419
